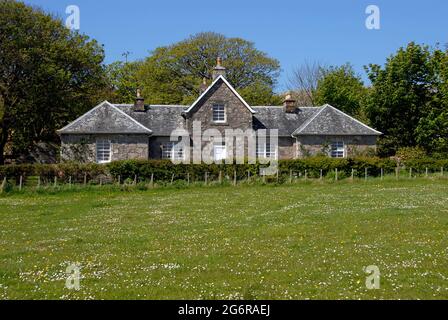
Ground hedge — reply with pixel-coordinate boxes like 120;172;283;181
1;157;447;184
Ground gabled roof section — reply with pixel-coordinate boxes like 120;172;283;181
184;75;256;115
253;106;320;137
114;104;187;136
292;104;382;136
58;101;152;134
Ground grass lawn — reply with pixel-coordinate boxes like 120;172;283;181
0;178;447;300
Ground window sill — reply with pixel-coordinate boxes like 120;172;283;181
211;122;229;126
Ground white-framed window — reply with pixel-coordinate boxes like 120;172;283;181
161;142;185;161
212;104;226;123
331;141;345;158
213;142;227;161
256;142;278;160
96;140;111;164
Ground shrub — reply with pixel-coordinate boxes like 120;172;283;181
2;156;448;186
396;146;427;162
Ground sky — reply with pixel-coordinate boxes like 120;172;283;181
23;0;448;91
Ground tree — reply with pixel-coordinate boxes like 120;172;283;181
135;32;281;105
106;61;142;103
0;1;108;164
314;64;368;118
287;61;326;107
415;49;448;155
365;42;439;156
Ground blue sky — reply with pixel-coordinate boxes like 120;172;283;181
24;0;448;91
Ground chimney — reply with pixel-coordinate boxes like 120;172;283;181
283;92;296;113
199;77;208;94
212;57;226;80
134;88;145;112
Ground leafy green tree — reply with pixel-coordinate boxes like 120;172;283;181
415;49;448;155
314;64;368;118
0;0;108;163
135;32;281;105
365;42;438;156
106;61;142;103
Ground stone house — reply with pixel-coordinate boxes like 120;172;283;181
58;59;382;163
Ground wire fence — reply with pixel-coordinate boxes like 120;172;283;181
1;166;446;194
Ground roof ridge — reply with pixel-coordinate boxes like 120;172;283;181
185;75;256;114
292;105;327;135
109;103;152;133
323;104;382;135
58;100;152;134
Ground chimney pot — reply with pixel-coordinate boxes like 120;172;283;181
212;56;226;80
284;92;296;113
134;88;145;112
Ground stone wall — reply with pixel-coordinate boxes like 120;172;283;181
60;134;149;163
278;137;296;160
186;80;254;161
296;135;378;158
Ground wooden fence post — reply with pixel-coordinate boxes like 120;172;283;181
69;176;72;188
37;176;41;189
100;177;102;186
320;169;323;181
247;170;250;181
54;176;57;188
219;171;222;184
19;175;23;191
233;170;237;186
289;170;293;184
84;173;87;186
396;167;399;180
150;173;154;188
425;167;428;178
351;168;354;181
335;169;338;181
276;170;279;183
381;168;384;180
171;173;175;185
205;172;208;185
1;177;6;193
186;173;189;186
134;175;137;185
409;168;413;179
118;175;121;185
305;170;308;181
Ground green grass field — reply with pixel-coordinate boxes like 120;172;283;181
0;179;447;300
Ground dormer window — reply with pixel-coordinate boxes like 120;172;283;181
212;104;226;123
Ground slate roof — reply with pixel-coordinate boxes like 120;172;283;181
58;80;381;137
59;103;381;137
252;106;320;137
114;104;187;136
292;104;382;136
58;101;152;134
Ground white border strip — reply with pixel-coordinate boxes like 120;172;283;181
185;75;256;114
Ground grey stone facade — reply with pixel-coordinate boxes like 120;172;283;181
58;68;381;163
60;134;149;162
296;135;378;158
